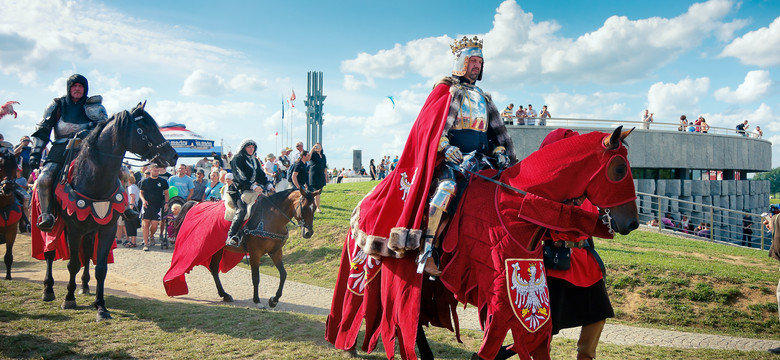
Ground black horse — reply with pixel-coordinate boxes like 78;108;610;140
40;101;177;321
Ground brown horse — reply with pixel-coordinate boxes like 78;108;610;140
0;147;21;279
168;188;318;308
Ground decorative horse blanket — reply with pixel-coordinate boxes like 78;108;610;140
163;200;246;297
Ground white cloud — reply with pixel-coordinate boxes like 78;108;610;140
647;77;710;121
714;70;772;103
0;0;242;84
180;69;226;97
720;16;780;67
339;0;744;89
228;74;267;92
700;103;776;131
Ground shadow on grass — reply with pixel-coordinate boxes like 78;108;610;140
0;333;131;359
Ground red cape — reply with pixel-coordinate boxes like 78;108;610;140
163;200;245;297
327;83;452;358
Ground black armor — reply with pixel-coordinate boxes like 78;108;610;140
31;74;108;231
225;139;271;247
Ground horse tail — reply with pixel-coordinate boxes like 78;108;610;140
171;200;198;236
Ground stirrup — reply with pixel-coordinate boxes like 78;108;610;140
225;235;241;248
423;257;441;277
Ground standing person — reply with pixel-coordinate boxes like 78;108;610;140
291;150;310;190
763;214;780;354
291;141;304;164
515;105;526;125
642;109;654;130
28;74;109;231
538;105;551;126
275;147;293;190
225;139;271;248
139;165;169;251
263;153;277;184
191;169;207;201
700;117;710;133
501;103;514;125
308;142;328;212
124;176;140;247
378;159;386;180
369;159;377;180
736;120;749;136
678;115;688;132
742;214;753;247
13;136;32;179
756;126;764;138
203;170;224;201
525;104;537;125
168;164;194;202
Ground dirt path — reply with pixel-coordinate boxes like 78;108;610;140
6;233;780;352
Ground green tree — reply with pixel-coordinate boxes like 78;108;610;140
753;167;780;194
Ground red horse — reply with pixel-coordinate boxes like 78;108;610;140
327;127;639;360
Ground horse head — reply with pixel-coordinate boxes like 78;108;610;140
0;148;17;199
128;101;178;167
505;126;639;236
296;188;320;238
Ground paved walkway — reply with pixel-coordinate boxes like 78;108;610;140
8;234;780;353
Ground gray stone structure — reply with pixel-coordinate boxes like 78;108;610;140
507;126;772;245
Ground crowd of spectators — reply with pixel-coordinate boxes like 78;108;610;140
501;103;550;126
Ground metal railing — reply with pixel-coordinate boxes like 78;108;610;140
636;191;769;249
502;117;764;139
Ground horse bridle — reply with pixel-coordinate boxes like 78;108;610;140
131;113;170;164
265;192;313;232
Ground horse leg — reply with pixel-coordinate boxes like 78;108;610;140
42;250;56;302
4;226;15;280
209;249;233;302
267;249;286;308
249;251;266;309
79;234;94;295
416;322;434;360
61;229;83;310
92;226;115;321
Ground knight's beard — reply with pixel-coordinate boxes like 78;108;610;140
466;70;479;83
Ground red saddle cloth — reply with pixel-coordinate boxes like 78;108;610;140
163;201;245;297
0;199;22;227
30;191;116;264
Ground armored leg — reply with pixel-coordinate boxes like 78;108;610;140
35;162;60;232
417;168;457;276
225;192;247;247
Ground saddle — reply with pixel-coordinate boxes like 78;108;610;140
223;191;260;221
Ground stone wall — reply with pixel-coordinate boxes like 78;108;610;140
635;179;771;247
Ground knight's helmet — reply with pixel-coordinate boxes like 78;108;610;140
451;35;484;80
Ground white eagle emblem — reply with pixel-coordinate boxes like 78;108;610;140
346;233;381;296
399;169;417;201
506;259;550;332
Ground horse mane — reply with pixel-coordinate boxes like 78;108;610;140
71;118;111;177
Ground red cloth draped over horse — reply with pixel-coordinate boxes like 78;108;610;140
163;200;245;297
327;126;636;359
30;162;125;263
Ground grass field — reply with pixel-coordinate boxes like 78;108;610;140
2;181;780;359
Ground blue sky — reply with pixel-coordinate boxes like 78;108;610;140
1;0;779;169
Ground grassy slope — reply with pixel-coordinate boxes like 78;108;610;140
256;181;780;338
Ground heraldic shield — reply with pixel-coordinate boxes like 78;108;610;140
505;258;550;333
347;232;382;295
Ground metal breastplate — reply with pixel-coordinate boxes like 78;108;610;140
450;86;489;154
53;116;93;141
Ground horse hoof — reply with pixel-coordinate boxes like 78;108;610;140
255;302;267;310
96;308;112;322
221;294;234;302
61;300;77;310
268;296;279;308
78;288;90;295
42;292;56;302
5;275;11;280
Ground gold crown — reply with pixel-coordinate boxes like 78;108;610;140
450;36;483;55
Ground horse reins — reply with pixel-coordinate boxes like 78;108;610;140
252;192;312;236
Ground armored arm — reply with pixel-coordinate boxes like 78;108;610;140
30;99;60;169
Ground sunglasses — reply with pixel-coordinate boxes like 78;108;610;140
144;172;151;175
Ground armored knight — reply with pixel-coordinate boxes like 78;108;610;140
415;36;517;275
30;74;110;231
225;139;273;247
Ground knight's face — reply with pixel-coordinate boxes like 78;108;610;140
70;83;85;102
466;56;483;82
245;145;255;156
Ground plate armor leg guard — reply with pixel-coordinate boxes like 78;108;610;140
416;174;457;275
